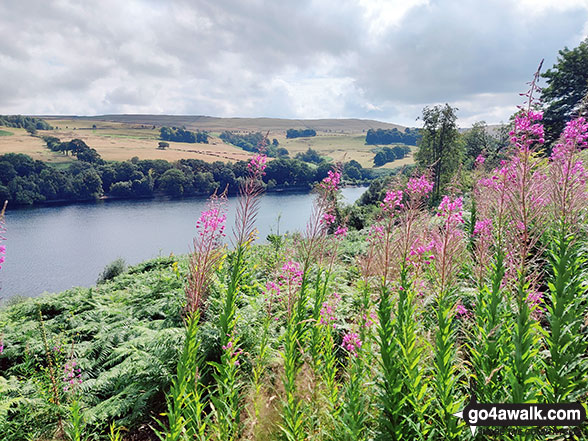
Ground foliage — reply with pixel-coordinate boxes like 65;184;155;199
373;145;411;166
286;128;317;139
219;131;266;153
0;115;53;131
0;149;361;205
294;147;323;164
461;121;510;169
160;127;209;144
542;37;588;146
365;127;420;146
44;137;103;164
97;258;127;284
0;256;187;439
415;104;463;202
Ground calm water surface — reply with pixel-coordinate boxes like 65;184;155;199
2;187;366;298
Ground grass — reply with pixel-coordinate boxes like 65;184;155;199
35;124;254;163
0;129;14;137
0;128;75;164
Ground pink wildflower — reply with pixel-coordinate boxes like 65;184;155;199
406;175;433;197
437;196;464;225
455;303;468;317
187;193;228;314
342;332;362;357
510;110;545;150
549;117;588;225
362;310;377;328
222;338;243;364
247;154;268;177
321;212;336;226
62;359;82;392
319;170;341;192
334;225;348;238
277;260;304;318
381;190;404;211
319;292;341;328
475;154;486;167
526;290;543;308
430;195;466;292
196;206;227;241
473;218;492;237
279;260;303;287
368;224;384;240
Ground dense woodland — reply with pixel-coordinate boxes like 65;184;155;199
0;115;53;131
0;149;371;206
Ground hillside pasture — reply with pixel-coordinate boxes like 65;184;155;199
2;117;417;168
277;133;416;169
0;128;75;164
35;120;254;163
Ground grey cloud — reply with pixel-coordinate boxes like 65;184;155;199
350;0;588;106
0;0;586;126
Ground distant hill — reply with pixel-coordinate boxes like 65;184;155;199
39;114;406;133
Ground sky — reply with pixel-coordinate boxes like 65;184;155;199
0;0;587;127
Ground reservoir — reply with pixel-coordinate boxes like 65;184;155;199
1;186;366;298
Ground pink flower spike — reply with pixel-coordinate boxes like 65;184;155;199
319;170;342;192
381;190;404;211
247;154;268;177
406;175;433;197
334;225;348;238
342;332;362;357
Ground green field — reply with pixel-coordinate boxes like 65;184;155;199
0;129;13;136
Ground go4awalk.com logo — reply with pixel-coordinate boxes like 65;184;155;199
453;399;586;436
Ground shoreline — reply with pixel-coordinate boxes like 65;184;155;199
5;183;370;211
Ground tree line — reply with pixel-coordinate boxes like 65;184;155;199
43;136;103;164
365;127;420;146
286;128;316;138
0;152;372;206
0;115;53;131
160;127;209;143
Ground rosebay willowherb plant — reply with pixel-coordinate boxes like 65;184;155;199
157;193;229;441
370;174;438;440
211;153;266;441
544;116;588;403
280;168;343;441
429;195;467;440
504;74;550;406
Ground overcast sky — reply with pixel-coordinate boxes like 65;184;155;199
1;0;587;127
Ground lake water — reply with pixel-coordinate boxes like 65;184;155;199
1;187;366;298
